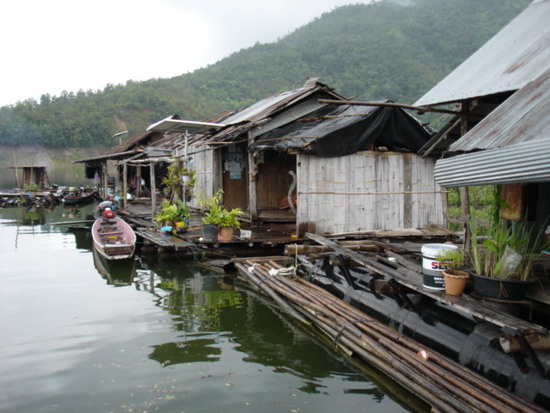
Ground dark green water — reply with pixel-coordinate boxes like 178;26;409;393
0;204;421;413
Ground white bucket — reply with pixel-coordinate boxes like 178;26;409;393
421;243;458;290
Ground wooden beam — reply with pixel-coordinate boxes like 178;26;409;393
247;132;258;222
319;99;461;116
123;161;128;208
150;160;157;215
460;101;472;253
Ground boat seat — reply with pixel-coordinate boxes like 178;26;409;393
99;231;123;236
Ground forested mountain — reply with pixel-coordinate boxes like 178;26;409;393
0;0;530;148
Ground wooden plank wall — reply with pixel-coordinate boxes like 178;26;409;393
190;144;219;208
297;152;447;234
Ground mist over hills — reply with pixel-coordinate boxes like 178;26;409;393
0;0;530;148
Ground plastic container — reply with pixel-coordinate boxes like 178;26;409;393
422;244;458;290
470;272;534;301
202;224;218;241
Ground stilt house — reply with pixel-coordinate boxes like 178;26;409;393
189;78;445;236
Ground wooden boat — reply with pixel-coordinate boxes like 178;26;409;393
92;215;136;260
62;187;99;205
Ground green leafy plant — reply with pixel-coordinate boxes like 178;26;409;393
435;249;465;271
24;183;39;191
161;159;196;201
468;210;547;281
200;190;243;228
154;199;190;225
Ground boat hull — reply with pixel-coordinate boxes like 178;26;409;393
92;216;136;260
62;190;98;205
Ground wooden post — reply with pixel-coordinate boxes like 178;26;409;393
136;165;142;198
460;101;472;253
123;161;128;208
150;160;157;216
102;162;108;199
248;132;258;222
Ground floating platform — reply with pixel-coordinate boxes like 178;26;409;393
233;234;550;411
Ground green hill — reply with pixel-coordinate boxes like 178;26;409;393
0;0;530;148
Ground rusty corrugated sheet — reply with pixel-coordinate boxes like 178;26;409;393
415;0;550;107
204;78;344;143
449;68;550;152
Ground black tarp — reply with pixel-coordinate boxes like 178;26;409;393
249;101;434;157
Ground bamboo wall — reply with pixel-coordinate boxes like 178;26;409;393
297;152;447;234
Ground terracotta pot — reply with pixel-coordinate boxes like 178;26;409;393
443;270;469;296
218;226;234;241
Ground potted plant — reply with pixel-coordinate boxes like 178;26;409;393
435;249;468;296
154;199;190;233
200;190;243;241
467;212;546;301
161;158;196;202
24;183;40;198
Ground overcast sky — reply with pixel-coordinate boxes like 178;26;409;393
0;0;373;108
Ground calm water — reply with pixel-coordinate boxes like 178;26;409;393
0;204;421;413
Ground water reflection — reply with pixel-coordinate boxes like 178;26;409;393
92;247;137;286
0;206;420;413
150;337;222;365
0;202;97;227
132;262;358;385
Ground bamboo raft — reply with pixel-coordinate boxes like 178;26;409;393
234;258;544;413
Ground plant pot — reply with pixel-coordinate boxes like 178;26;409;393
443;270;469;296
470;272;534;301
202;224;218;241
175;221;187;233
218;226;234;242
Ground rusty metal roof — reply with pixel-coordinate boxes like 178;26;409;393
449;68;550;152
204;78;344;143
415;0;550;107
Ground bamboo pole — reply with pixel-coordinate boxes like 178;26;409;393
235;263;310;325
237;261;542;413
291;277;538;412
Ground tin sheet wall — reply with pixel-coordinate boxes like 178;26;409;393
297;152;447;234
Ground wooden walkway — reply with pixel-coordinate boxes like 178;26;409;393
118;205;300;259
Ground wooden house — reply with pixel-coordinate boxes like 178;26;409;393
188;79;444;236
189;78;344;213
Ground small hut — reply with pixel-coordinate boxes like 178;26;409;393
8;165;49;189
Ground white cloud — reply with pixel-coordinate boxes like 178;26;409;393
0;0;368;107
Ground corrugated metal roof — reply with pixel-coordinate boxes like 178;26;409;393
415;0;550;107
74;150;144;163
106;130;157;155
204;78;344;143
449;68;550;152
434;140;550;187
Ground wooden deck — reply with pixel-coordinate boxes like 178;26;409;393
118;200;454;260
119;201;301;259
